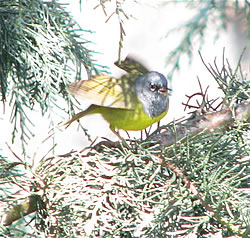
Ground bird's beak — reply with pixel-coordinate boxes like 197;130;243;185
159;87;172;96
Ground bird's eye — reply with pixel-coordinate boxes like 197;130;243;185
150;83;157;91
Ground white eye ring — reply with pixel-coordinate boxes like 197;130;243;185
150;83;157;91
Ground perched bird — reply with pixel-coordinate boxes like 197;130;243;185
66;57;170;138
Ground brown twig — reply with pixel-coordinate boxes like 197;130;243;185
153;155;215;214
183;77;222;113
149;100;250;147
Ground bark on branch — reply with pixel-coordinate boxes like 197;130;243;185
149;100;250;147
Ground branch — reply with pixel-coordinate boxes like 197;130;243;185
148;100;250;147
153;155;215;215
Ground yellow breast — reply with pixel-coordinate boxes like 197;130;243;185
99;103;168;131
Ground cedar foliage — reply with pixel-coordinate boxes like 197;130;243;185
0;1;249;237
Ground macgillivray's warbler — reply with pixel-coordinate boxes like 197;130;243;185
65;57;170;137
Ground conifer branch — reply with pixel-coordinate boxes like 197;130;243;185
149;99;250;147
0;0;108;153
164;0;249;78
0;2;249;237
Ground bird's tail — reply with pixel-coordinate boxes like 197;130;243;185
65;104;100;128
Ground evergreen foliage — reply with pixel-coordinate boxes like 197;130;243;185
1;50;249;237
0;0;107;153
163;0;249;78
0;0;249;237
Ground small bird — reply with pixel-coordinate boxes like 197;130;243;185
65;57;170;138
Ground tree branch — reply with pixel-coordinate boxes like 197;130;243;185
149;100;250;147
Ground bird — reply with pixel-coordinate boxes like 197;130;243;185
65;57;170;138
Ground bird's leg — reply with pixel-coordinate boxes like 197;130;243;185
140;130;144;140
143;125;152;139
125;130;131;139
109;125;123;140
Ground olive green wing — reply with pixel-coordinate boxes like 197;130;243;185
68;75;137;109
